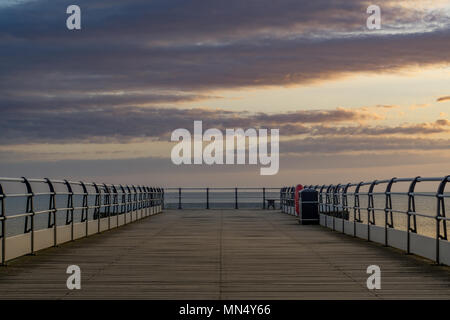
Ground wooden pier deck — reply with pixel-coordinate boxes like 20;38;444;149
0;209;449;299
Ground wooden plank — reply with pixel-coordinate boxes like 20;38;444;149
0;209;449;299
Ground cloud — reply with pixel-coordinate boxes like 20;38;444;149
0;0;449;99
435;119;450;126
1;0;441;43
437;96;450;102
0;91;220;112
0;105;383;144
1;0;449;179
1;100;447;144
376;105;399;109
2;29;450;95
253;107;382;124
311;120;450;136
409;103;431;110
0;1;449;153
282;136;450;153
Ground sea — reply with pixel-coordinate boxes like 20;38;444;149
1;189;449;240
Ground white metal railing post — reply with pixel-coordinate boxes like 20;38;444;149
436;176;449;264
119;185;126;222
132;185;137;221
406;177;420;254
64;180;74;241
43;178;58;247
80;181;89;237
384;178;396;247
138;186;143;218
92;183;101;233
103;184;111;230
342;184;350;234
22;177;35;254
150;187;153;215
353;182;363;237
113;185;119;227
137;186;141;219
150;186;153;214
144;186;149;217
367;180;377;242
126;185;132;223
0;182;5;265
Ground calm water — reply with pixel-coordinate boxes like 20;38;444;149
164;190;280;210
2;190;449;239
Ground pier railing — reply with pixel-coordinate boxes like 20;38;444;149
0;177;163;264
163;187;281;210
303;176;450;265
280;187;296;215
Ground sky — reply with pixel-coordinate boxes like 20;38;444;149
0;0;449;187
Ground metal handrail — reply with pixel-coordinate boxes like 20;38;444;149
314;175;450;264
0;177;164;265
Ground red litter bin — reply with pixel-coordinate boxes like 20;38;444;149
294;184;303;216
